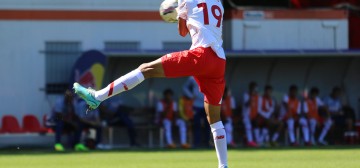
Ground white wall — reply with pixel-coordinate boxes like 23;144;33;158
0;0;163;10
0;20;190;121
0;0;355;120
227;19;348;50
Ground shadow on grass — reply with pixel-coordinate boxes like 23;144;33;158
0;145;360;156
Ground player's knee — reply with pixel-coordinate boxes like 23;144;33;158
138;63;149;72
138;63;152;78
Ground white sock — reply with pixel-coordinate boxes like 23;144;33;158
309;119;317;143
94;69;144;101
300;118;310;143
272;132;279;142
163;119;173;145
176;119;187;145
319;119;332;142
210;121;228;168
262;128;269;143
244;118;253;142
287;119;296;143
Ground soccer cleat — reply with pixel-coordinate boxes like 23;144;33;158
74;143;89;151
73;83;101;110
181;143;191;149
166;144;177;149
247;141;258;147
54;143;65;152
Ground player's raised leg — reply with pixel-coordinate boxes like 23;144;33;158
205;103;228;168
73;58;165;110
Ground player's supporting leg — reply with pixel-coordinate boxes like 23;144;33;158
318;118;332;145
224;118;233;145
309;118;317;144
299;117;310;144
287;118;296;144
163;119;174;147
95;58;164;101
176;119;188;146
205;103;228;168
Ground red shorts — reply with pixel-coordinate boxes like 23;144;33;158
161;47;226;106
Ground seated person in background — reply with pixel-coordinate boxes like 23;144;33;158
342;105;357;144
258;85;277;146
323;87;343;144
99;101;139;147
183;77;210;148
76;100;103;149
178;94;194;122
52;90;87;151
221;87;236;147
280;85;310;146
156;89;190;149
242;82;260;147
178;93;194;144
303;87;332;145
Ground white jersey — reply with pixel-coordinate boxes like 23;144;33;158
177;0;225;59
303;97;324;113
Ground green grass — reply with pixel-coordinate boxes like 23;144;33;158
1;147;360;168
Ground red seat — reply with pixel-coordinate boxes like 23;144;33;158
1;115;24;133
22;115;47;133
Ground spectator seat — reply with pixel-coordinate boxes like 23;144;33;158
1;115;24;133
22;115;48;133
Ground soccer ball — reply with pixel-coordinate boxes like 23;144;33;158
159;0;178;23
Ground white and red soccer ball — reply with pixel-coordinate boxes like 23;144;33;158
159;0;178;23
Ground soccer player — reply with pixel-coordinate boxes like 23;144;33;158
76;100;103;149
323;87;343;143
242;82;260;147
280;85;310;146
156;89;190;149
258;85;276;146
52;90;88;151
303;87;331;145
183;77;211;147
73;0;228;167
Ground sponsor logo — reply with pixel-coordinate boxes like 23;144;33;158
216;135;225;140
163;7;176;15
71;50;106;90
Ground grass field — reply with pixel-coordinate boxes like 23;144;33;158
1;147;359;168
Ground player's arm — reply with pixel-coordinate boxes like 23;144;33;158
178;18;189;37
177;0;188;37
243;94;250;107
268;98;276;117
